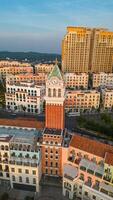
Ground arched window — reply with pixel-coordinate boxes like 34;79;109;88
58;89;61;97
48;88;51;97
53;88;56;97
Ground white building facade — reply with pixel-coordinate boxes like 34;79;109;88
65;73;89;89
92;73;113;88
0;126;42;192
5;82;45;114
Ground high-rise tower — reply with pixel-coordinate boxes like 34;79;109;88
45;62;65;130
62;26;92;73
90;28;113;73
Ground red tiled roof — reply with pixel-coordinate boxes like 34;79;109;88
105;152;113;166
0;117;44;129
70;134;113;158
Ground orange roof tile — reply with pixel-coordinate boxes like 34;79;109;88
70;134;113;158
0;117;44;129
105;152;113;166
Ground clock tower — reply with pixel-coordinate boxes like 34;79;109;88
45;62;65;130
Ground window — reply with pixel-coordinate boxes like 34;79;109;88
26;177;29;183
11;168;15;172
48;88;51;97
33;178;36;184
19;176;22;182
53;88;56;97
25;169;29;174
92;195;96;200
32;170;36;175
18;169;22;173
46;161;48;166
56;162;58;167
12;175;15;181
58;89;61;97
50;162;53;167
84;191;88;196
45;168;48;174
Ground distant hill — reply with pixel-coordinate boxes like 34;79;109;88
0;51;61;63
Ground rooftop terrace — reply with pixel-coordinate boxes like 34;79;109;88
0;126;42;143
43;128;63;136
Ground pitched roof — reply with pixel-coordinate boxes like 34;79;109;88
0;118;44;129
70;134;113;158
48;64;63;80
105;152;113;166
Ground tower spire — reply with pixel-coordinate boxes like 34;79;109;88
55;58;58;65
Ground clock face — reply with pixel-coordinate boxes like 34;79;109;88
51;78;58;85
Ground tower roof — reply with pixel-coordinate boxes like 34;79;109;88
48;61;63;80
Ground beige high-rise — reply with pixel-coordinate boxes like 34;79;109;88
62;27;92;73
62;27;113;73
90;28;113;73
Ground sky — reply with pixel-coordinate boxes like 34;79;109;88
0;0;113;53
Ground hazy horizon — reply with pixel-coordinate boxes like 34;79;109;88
0;0;113;54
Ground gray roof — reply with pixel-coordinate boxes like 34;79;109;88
0;126;42;144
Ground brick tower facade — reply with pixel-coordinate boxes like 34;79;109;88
45;63;65;130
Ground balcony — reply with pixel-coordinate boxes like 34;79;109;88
24;162;30;166
92;184;99;191
31;163;38;167
68;156;74;163
64;184;71;191
4;168;9;172
16;161;22;165
2;159;8;164
85;181;92;187
80;166;86;171
75;158;81;165
9;160;15;165
83;196;90;200
103;175;111;182
64;174;75;181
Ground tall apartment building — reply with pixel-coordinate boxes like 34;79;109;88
65;90;100;112
64;73;88;89
90;28;113;73
5;82;45;114
92;73;113;88
62;27;113;73
62;27;92;73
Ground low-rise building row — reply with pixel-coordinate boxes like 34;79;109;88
92;73;113;88
6;73;47;86
0;61;33;80
65;90;100;112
